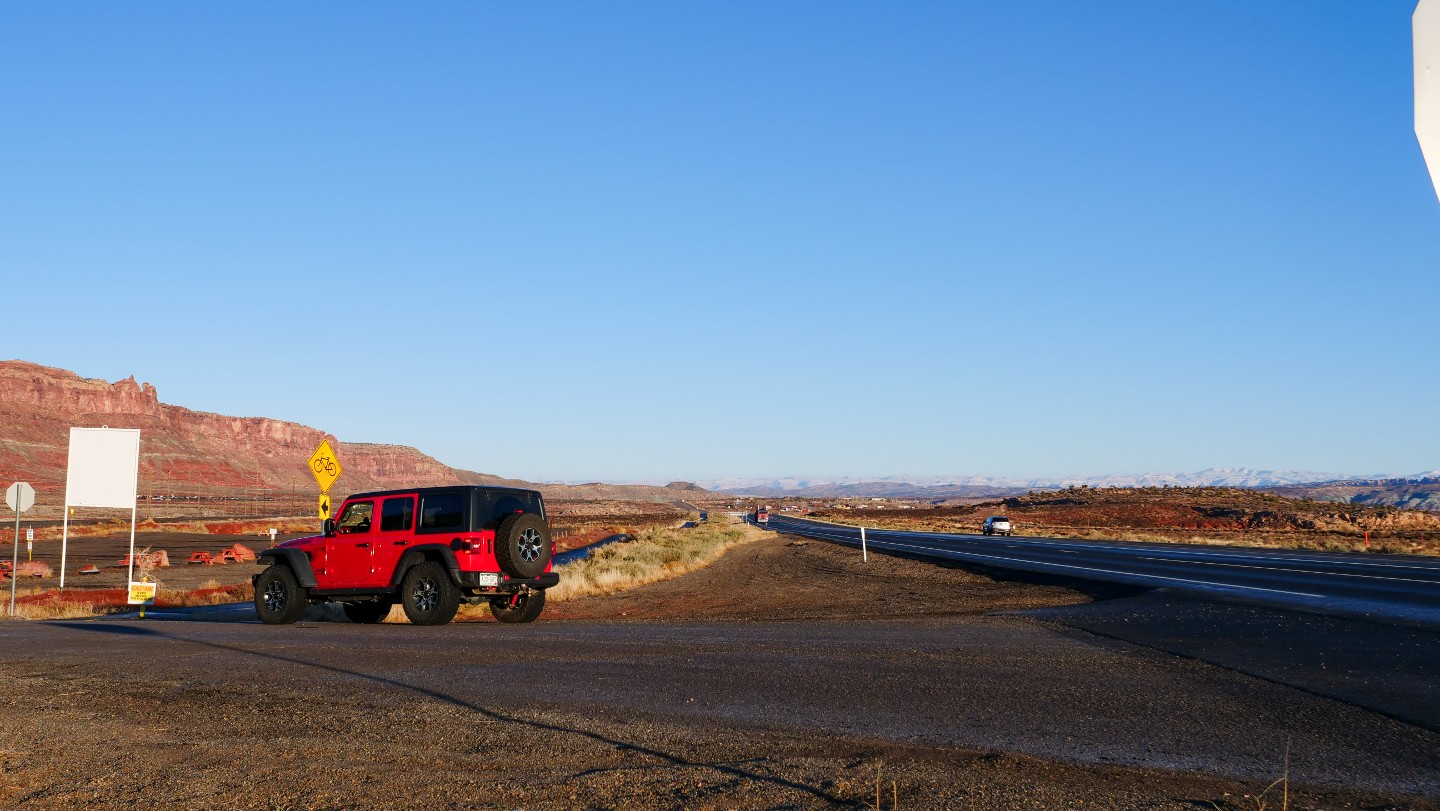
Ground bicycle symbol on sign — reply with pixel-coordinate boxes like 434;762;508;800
312;455;337;477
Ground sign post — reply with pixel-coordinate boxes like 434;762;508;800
127;580;157;619
308;440;342;529
7;482;36;617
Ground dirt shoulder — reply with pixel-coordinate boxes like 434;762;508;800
548;534;1090;622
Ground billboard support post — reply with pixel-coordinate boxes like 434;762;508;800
59;506;69;590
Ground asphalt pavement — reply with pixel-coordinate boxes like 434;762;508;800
766;515;1440;627
765;514;1440;734
4;616;1437;804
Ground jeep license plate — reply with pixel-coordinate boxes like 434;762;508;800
476;573;500;587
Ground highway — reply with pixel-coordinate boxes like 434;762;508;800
765;515;1440;627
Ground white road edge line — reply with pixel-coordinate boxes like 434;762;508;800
775;522;1327;599
779;519;1440;574
873;541;1326;599
1137;556;1440;586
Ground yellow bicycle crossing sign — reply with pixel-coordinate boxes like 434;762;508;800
308;440;342;493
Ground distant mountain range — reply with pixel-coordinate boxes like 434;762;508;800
1268;475;1440;512
696;469;1426;499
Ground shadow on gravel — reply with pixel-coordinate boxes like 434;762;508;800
50;621;851;805
1021;592;1440;734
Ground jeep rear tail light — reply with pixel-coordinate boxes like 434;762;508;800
450;538;473;552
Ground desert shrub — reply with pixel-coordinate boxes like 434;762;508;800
497;515;765;607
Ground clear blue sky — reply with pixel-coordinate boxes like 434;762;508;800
2;2;1436;483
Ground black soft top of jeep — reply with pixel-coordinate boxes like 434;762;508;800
340;485;546;531
344;484;543;501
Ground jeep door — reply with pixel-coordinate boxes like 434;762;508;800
329;499;376;586
371;494;417;587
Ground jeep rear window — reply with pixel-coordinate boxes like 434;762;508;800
418;493;466;532
473;489;544;530
380;497;414;532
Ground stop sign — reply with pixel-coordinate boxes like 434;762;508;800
5;482;35;514
1418;0;1440;202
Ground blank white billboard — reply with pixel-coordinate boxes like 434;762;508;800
1419;0;1440;202
65;427;141;509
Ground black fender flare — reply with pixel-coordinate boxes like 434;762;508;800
257;548;318;589
390;545;462;587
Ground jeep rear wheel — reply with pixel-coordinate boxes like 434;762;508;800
255;565;307;625
343;600;393;624
495;513;552;579
489;588;546;624
400;561;460;626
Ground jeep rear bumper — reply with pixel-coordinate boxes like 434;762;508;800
456;571;560;591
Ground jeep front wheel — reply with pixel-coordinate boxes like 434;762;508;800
489;589;546;624
495;513;552;579
255;565;307;625
400;561;460;626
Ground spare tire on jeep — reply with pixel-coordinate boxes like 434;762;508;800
495;512;551;579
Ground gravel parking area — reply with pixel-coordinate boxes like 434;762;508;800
0;536;1434;810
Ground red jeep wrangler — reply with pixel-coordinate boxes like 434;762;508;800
253;485;557;626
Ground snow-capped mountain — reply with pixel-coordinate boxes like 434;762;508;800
696;468;1369;497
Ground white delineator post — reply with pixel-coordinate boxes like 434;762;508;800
861;526;868;562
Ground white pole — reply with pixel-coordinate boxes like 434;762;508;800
9;507;19;616
861;526;868;562
126;498;137;587
59;504;69;590
126;436;140;588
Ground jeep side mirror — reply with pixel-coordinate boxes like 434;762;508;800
323;518;337;538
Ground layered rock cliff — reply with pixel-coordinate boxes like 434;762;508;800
0;360;544;501
0;361;706;510
0;360;479;497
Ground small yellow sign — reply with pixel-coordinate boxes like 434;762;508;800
308;440;343;493
127;581;157;606
318;493;332;520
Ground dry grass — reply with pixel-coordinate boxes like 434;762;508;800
8;595;106;620
2;577;256;620
449;515;766;621
545;515;766;602
1025;527;1432;555
163;579;254;607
